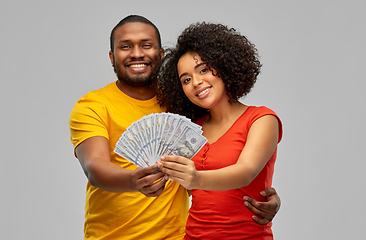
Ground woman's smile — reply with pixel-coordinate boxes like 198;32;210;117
196;87;211;98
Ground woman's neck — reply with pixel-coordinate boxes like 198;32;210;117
205;101;248;125
201;101;248;144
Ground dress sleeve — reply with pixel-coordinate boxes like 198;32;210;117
247;106;283;143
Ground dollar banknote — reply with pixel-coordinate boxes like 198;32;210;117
114;113;207;168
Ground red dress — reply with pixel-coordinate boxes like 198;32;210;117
185;106;283;240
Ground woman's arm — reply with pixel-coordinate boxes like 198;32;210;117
160;115;279;191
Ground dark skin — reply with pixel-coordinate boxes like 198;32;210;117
75;23;169;198
244;188;281;224
76;136;167;197
75;21;281;224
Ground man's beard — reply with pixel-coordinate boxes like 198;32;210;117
113;64;152;87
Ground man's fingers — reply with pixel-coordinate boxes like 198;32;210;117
139;171;165;186
260;187;277;197
244;198;263;216
244;197;274;220
244;200;272;225
243;196;258;206
132;166;165;194
256;201;277;211
244;188;280;225
139;176;168;197
252;215;270;225
244;195;276;211
260;187;281;212
244;196;270;210
141;186;164;197
134;164;161;178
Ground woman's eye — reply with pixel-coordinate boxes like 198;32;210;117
183;77;191;84
200;68;207;74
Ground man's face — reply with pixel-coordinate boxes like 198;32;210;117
109;22;163;87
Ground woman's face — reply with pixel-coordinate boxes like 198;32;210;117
177;52;228;110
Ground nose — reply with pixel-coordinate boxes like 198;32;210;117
192;75;203;87
130;46;145;59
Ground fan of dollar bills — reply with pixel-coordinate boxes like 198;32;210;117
114;113;208;168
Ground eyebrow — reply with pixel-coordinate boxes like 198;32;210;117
117;38;154;45
179;62;206;80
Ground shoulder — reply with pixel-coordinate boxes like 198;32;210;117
81;82;117;103
245;106;280;122
70;83;118;122
246;106;283;142
247;106;277;115
72;83;117;111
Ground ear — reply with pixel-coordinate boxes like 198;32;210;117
160;48;165;60
109;50;114;67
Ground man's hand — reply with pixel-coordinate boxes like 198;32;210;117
244;187;281;225
131;164;168;197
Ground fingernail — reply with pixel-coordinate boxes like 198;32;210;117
156;162;162;168
243;196;249;201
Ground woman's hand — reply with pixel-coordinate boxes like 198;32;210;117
158;155;200;190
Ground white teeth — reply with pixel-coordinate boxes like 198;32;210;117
198;88;209;96
130;64;146;68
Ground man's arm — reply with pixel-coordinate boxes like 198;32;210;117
244;187;281;225
76;136;167;197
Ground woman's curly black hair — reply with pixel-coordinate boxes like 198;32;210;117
156;22;262;121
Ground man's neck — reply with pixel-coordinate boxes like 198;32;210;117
116;80;156;100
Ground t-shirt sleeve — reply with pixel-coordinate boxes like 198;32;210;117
69;97;109;151
247;106;283;143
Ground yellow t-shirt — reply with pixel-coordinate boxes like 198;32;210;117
69;82;188;240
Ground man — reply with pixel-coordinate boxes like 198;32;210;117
70;15;280;239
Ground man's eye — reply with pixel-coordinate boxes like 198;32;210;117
121;45;130;49
142;44;152;48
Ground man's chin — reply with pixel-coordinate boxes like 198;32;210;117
118;75;152;87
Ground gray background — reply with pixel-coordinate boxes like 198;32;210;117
1;0;365;239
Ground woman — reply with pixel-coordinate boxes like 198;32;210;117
157;22;283;239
